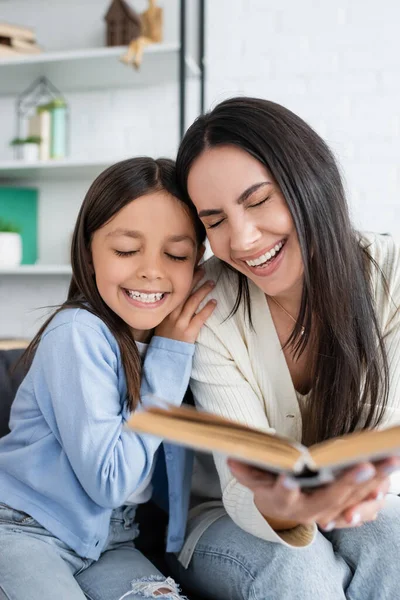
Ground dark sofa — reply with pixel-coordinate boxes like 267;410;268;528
0;347;206;600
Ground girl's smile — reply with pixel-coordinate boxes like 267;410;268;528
91;190;200;338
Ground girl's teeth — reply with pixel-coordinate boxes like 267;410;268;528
127;291;164;303
246;241;284;267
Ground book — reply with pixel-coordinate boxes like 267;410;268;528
0;44;19;57
0;23;35;43
127;403;400;487
10;38;41;54
28;110;51;161
0;35;41;54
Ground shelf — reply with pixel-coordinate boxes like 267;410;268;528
0;158;128;181
0;44;200;95
0;265;72;275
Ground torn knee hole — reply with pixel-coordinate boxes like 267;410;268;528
119;576;187;599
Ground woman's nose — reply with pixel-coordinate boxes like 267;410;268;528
230;218;261;253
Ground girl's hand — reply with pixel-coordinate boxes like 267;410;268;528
155;268;216;344
227;456;400;531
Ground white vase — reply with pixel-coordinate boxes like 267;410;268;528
22;143;39;162
0;232;22;267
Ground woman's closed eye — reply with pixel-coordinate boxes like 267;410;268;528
206;218;225;230
248;196;270;209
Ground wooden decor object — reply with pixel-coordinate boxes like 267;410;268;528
120;0;163;69
104;0;142;47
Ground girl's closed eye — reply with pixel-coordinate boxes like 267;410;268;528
166;253;189;262
114;249;138;257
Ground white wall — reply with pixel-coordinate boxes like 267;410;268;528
1;0;400;337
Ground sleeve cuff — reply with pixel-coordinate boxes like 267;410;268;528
149;336;195;356
249;498;317;548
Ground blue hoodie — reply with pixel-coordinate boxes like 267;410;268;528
0;308;194;559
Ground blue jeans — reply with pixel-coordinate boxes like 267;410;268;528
0;503;184;600
168;494;400;600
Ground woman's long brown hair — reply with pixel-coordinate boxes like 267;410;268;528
20;157;206;412
176;97;390;446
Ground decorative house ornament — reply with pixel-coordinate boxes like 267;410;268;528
120;0;163;69
104;0;142;47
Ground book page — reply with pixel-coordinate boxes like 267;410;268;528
309;425;400;470
128;405;307;473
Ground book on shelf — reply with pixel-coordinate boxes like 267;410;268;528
0;44;20;57
10;37;41;54
0;22;35;43
0;36;41;56
28;110;51;161
127;403;400;488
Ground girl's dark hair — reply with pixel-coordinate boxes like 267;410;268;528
176;96;389;445
21;157;206;411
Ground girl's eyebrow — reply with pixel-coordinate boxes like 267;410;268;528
106;229;195;246
106;229;141;239
198;181;272;218
168;235;196;247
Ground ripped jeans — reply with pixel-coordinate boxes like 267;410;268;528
0;503;185;600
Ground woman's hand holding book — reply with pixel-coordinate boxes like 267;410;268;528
228;457;400;532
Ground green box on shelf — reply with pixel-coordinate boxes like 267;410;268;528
0;188;38;264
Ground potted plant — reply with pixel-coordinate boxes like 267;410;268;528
0;219;22;268
10;136;41;162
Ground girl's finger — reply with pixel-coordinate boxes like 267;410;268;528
185;300;217;339
190;267;205;291
180;281;215;322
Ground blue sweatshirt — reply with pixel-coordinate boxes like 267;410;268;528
0;308;194;559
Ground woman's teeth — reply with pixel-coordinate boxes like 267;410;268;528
126;290;164;303
245;241;284;267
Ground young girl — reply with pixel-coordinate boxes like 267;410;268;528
0;157;215;600
169;97;400;599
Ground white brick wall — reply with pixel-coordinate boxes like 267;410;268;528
1;0;399;337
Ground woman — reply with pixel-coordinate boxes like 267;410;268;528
168;98;400;599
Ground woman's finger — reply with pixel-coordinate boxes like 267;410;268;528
321;496;386;530
227;460;277;488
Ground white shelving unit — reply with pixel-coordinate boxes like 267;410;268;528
0;157;130;182
0;44;200;94
0;265;72;275
0;43;201;275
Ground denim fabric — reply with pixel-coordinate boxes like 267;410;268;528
0;504;185;600
167;494;400;600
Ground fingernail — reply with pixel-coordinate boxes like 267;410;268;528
383;464;400;476
355;467;375;483
375;491;385;501
322;521;336;532
281;476;300;490
351;512;361;525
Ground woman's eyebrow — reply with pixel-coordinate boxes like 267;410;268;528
198;181;272;218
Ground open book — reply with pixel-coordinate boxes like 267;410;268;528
127;404;400;487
